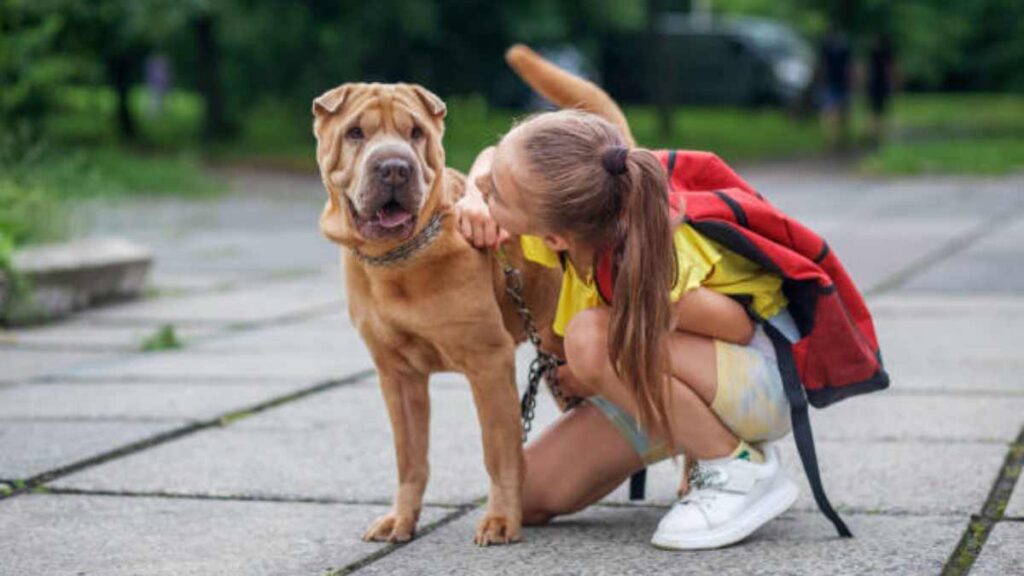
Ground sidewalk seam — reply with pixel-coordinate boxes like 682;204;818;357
866;206;1024;297
39;487;466;509
940;424;1024;575
328;504;480;576
0;368;374;502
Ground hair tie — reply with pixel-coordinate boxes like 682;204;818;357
601;146;629;175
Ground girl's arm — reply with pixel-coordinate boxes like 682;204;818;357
672;287;755;345
454;146;508;248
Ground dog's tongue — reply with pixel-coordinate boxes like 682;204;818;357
376;203;412;229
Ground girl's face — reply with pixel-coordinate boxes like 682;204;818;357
482;135;572;252
481;139;532;236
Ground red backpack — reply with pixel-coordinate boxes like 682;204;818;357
596;150;890;537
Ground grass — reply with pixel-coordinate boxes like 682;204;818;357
44;87;829;173
862;137;1024;175
861;93;1024;175
49;85;1024;178
140;324;184;352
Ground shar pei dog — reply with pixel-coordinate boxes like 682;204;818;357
312;82;561;545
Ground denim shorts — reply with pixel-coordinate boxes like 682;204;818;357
589;309;799;464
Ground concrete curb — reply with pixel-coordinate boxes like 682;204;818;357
1;238;152;326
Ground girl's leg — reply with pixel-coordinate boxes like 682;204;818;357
563;307;739;460
521;402;644;525
521;307;740;524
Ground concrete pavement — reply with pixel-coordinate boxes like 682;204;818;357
1;165;1022;575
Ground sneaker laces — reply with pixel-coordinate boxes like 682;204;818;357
679;463;727;512
688;463;727;490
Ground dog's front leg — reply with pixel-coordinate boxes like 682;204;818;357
464;348;524;546
363;369;430;543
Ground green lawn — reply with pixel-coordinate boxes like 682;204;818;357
45;86;829;174
860;94;1024;175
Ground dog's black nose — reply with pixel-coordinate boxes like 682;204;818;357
375;158;411;187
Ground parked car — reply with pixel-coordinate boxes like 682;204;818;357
601;15;815;107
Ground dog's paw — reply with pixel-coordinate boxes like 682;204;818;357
473;514;521;546
362;512;417;543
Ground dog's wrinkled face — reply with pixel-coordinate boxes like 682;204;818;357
313;83;447;245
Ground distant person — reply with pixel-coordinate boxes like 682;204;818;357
145;54;171;117
818;25;852;150
867;33;897;145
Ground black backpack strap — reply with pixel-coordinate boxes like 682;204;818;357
764;321;853;538
629;468;647;500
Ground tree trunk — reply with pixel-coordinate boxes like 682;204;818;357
106;55;137;142
194;11;229;142
647;0;674;139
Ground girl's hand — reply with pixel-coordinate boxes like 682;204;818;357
454;180;510;249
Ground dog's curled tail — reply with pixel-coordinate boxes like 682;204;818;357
504;44;635;147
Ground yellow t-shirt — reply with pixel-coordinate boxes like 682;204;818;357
521;223;787;337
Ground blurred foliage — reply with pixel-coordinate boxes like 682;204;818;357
716;0;1024;92
4;0;1024;142
0;1;80;130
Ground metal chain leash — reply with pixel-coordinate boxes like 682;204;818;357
496;247;582;443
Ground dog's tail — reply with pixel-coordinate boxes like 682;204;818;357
504;44;635;147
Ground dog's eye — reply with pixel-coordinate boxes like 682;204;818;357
410;126;424;141
346;126;364;140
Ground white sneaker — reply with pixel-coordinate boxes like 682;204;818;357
651;443;798;550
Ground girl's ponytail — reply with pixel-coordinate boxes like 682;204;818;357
516;110;678;442
607;148;677;442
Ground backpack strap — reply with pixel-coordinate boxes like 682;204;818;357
763;321;853;538
629;468;647;500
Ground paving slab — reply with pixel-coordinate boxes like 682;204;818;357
356;506;964;576
0;421;176;479
192;315;364;355
0;320;213;352
74;274;343;326
872;295;1024;395
0;493;450;576
1005;472;1024;519
0;381;303;421
971;521;1024;576
804;392;1024;443
52;378;1008;516
819;216;983;293
597;439;1006;516
0;349;124;383
901;214;1024;293
62;349;372;382
53;377;563;505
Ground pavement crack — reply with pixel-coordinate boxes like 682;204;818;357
866;206;1024;297
940;423;1024;576
329;504;480;576
38;487;467;509
0;368;374;502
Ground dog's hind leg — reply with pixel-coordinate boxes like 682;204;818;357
363;369;430;543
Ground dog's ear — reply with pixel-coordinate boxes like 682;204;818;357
319;199;351;245
410;85;446;120
313;85;351;118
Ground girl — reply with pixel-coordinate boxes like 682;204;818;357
454;110;801;550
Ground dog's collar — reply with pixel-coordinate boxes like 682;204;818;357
351;212;445;267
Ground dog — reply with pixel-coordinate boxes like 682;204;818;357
312;82;562;545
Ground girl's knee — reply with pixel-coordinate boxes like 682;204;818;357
563;309;609;385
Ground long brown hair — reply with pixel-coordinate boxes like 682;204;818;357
515;110;678;439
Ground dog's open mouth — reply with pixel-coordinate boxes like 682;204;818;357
374;200;413;229
351;198;417;240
